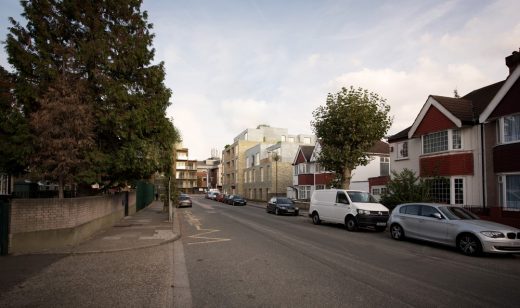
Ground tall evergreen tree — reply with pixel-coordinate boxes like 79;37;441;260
6;0;179;189
0;66;32;175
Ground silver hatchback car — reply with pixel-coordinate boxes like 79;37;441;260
388;203;520;256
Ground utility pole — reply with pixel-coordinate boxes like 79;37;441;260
273;152;280;196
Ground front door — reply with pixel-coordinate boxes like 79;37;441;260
0;196;10;255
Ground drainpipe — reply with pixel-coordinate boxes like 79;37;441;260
481;123;486;208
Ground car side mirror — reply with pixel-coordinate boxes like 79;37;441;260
431;212;443;220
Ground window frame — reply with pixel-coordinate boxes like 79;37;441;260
422;129;463;155
396;141;409;160
499;114;520;144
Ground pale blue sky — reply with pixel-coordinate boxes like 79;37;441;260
1;0;519;159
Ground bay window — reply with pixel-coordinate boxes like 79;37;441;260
499;114;520;143
498;175;520;210
422;129;462;154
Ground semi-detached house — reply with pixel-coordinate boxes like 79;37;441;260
388;50;520;227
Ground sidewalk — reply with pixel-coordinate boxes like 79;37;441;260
45;200;180;254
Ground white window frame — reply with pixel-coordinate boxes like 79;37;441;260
499;114;520;144
396;141;408;160
422;129;463;154
498;173;520;210
299;186;311;200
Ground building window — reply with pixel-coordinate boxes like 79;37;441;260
501;114;520;143
396;141;408;159
255;153;260;166
454;178;464;204
294;165;298;176
1;174;10;195
452;129;462;149
499;174;520;209
260;167;264;182
427;178;450;203
299;186;311;199
380;157;390;176
423;129;462;154
244;132;248;140
380;187;388;195
281;135;286;142
423;131;448;154
288;137;294;143
303;137;311;144
298;163;310;174
372;188;380;195
315;185;325;190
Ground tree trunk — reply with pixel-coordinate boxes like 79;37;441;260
58;175;64;199
342;168;352;189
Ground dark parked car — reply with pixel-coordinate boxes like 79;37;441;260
228;195;247;206
266;197;299;216
177;194;192;208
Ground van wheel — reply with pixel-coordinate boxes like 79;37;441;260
275;208;280;215
312;213;321;225
346;217;358;231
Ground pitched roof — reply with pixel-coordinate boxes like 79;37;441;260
431;95;474;124
388;126;411;143
300;145;315;161
462;80;505;116
367;140;390;155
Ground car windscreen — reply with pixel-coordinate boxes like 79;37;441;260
439;206;479;220
276;198;294;204
347;191;377;203
179;196;190;200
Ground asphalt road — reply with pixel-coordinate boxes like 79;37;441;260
180;195;520;308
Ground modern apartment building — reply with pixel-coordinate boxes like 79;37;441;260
221;125;315;199
174;146;198;194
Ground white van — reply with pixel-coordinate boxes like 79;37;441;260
309;189;389;232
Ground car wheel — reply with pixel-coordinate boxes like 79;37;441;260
390;224;404;240
346;216;358;232
275;208;280;215
312;212;321;225
458;234;482;256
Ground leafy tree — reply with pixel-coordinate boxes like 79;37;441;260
31;72;94;198
311;86;392;189
0;66;32;175
6;0;179;190
380;169;431;210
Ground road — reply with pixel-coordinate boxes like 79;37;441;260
180;195;520;308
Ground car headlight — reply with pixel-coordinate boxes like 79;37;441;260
357;209;370;215
480;231;505;238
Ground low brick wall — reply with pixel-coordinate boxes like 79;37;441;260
9;192;136;254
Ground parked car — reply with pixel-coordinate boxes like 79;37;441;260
266;197;299;216
228;195;247;206
388;203;520;256
206;191;218;200
222;194;230;203
177;194;192;208
309;189;389;232
215;193;225;202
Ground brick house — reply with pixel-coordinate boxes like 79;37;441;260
291;141;389;200
388;50;520;227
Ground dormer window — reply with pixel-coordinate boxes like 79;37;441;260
422;129;462;154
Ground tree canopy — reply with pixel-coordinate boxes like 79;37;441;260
311;86;392;189
4;0;179;195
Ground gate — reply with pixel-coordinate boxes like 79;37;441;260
136;180;154;211
0;196;10;255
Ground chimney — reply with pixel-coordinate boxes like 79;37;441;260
505;49;520;75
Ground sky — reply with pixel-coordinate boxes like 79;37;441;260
1;0;519;160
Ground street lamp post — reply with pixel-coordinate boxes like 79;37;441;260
272;152;279;196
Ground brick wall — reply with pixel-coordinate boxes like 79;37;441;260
9;192;136;254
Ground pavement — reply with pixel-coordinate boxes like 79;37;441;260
39;200;180;255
